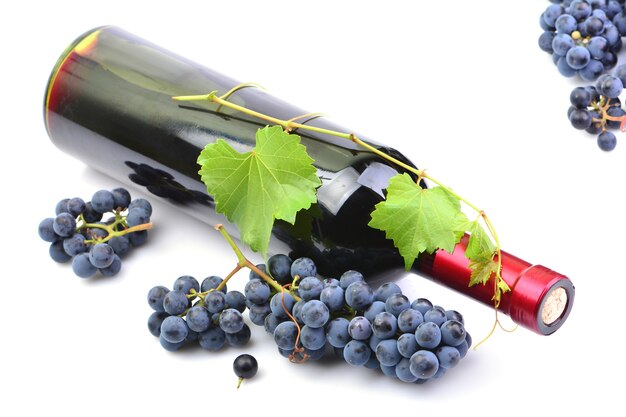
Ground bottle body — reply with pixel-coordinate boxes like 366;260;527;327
45;26;574;335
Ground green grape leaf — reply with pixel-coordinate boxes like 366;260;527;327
368;173;469;270
468;258;500;287
197;126;321;256
464;219;496;261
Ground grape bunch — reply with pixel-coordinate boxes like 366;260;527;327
147;275;251;352
539;1;626;80
568;63;626;150
247;255;471;384
37;188;152;278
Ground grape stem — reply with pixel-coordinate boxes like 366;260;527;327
215;224;302;301
78;212;153;244
174;86;506;342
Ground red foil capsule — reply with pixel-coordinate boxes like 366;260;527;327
420;235;574;335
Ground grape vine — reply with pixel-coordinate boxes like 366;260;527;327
173;84;514;343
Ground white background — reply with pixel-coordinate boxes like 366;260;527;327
1;0;623;415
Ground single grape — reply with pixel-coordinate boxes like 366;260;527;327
415;322;442;349
205;291;227;313
322;278;340;287
290;257;317;279
244;279;271;305
543;4;565;27
62;234;87;256
343;340;371;366
99;255;121;277
128;230;148;247
49;240;72;263
385;293;411;316
72;253;97;278
409;350;439;379
445;310;464;325
555;14;577;34
569;1;590;21
91;190;115;213
248;303;271;326
82;202;102;223
186;306;211;332
201;275;226;293
320;284;344;312
424;307;447;326
270;292;296;319
264;313;284;335
127;208;150;227
147;286;170;312
552;33;575;56
585;16;605;36
397;333;419;359
339;270;364;289
570;86;592;108
161;316;188;344
163;290;190;315
274;321;298;350
233;354;258;388
372;312;398;339
376;339;402;367
538;31;555;53
395;358;418;383
108;236;131;258
300;325;326;350
128;198;153;216
53;213;76;237
435;346;461;369
455;339;470;359
587;36;609;59
326;317;350;348
364;300;387;323
291;299;306;325
301;300;330;328
557;56;577;77
597;74;624;98
297;276;323;301
198;326;226;351
441;320;467;346
411;298;433;316
111;187;131;209
374;282;402;302
598;130;617;151
219;308;245;334
579;59;604;81
569;109;593;129
398;308;424;333
147;311;169;337
225;290;246;313
159;335;185;352
267;254;292;285
226;324;251;347
38;218;59;242
348;316;372;340
55;198;70;215
89;243;115;269
67;197;86;217
173;275;200;295
345;281;374;310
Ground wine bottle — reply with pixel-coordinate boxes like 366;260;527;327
44;26;574;336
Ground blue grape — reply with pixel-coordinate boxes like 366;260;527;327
435;346;461;369
38;218;59;242
55;198;69;215
569;1;591;21
270;292;296;319
244;279;270;305
375;339;401;367
320;285;344;312
63;234;87;256
201;275;225;293
601;51;618;69
274;321;298;350
381;364;397;379
89;243;115;268
219;308;244;334
364;355;380;370
598;130;617;150
267;254;292;284
395;358;418;383
566;46;591;70
148;286;171;312
607;105;626;128
128;198;152;216
588;36;609;59
368;335;382;352
205;291;227;313
543;4;565;27
441;320;467;346
585;16;605;36
415;322;442;349
67;197;86;217
539;31;556;53
569;109;593;129
555;14;577;34
615;64;626;85
226;323;251;347
159;335;185;352
279;347;294;359
424;307;447;326
161;316;188;343
291;299;306;324
297;276;323;301
326;318;350;348
173;275;200;295
552;34;574;56
198;326;226;351
323;278;340;287
163;290;189;315
264;313;284;334
82;202;102;223
348;316;372;340
91;190;115;213
385;293;410;316
445;310;464;324
343;340;371;366
53;213;76;237
557;56;577;77
345;281;374;310
248;303;271;326
398;309;424;333
72;253;97;278
186;306;211;332
111;187;131;209
99;255;121;277
364;301;387;323
597;74;624;97
127;208;150;227
570;86;592;108
397;333;419;359
301;300;330;328
248;263;267;280
455;339;469;359
374;282;402;302
225;290;246;313
185;329;199;343
409;350;439;379
300;325;326;350
290;257;317;279
579;59;604;81
411;298;433;316
49;240;71;263
148;311;169;337
339;270;364;289
108;236;130;257
128;230;148;246
372;312;397;339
